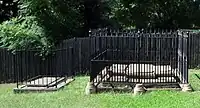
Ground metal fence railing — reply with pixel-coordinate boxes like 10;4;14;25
89;29;188;90
0;29;200;84
14;48;75;88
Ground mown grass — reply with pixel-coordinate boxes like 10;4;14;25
0;70;200;108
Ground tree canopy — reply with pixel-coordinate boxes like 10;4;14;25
2;0;200;31
1;0;200;52
0;0;19;23
112;0;200;29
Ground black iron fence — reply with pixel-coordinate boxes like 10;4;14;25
188;32;200;68
14;48;75;88
0;29;200;84
90;30;188;89
0;48;75;86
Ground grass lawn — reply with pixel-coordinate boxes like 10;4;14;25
1;70;200;108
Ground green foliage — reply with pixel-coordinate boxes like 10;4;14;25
0;0;114;55
3;0;200;34
18;0;84;40
0;16;53;55
18;0;115;39
112;0;200;29
0;0;19;23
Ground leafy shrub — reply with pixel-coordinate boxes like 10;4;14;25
18;0;84;40
0;16;53;56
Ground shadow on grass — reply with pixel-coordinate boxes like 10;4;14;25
189;69;200;91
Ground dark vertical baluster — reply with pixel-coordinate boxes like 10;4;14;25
111;30;113;83
116;30;118;83
12;51;14;84
191;33;193;68
179;31;182;83
70;47;74;78
64;48;67;81
19;51;23;85
144;31;147;83
186;32;189;83
150;31;152;83
46;53;49;88
195;34;197;68
177;31;180;83
2;49;5;83
198;34;200;68
79;40;82;73
135;32;137;83
145;32;148;83
15;51;18;88
188;35;191;68
7;50;9;83
99;33;103;84
89;34;92;83
55;50;58;88
175;32;177;83
155;31;157;83
170;35;172;83
61;46;63;78
127;33;130;83
138;31;141;83
159;33;161;83
5;50;7;83
0;49;1;84
0;49;2;84
162;32;164;83
119;31;121;82
18;51;21;86
182;32;184;83
24;50;27;86
51;51;54;83
32;51;35;85
16;51;19;87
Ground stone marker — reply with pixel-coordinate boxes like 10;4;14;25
134;84;146;95
181;84;192;92
85;82;96;95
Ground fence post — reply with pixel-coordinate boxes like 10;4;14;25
185;32;189;83
12;51;18;88
180;32;189;84
177;30;191;89
89;29;93;82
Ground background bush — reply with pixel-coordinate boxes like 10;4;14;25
0;16;53;55
1;0;200;54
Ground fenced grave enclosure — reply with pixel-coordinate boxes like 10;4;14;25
12;48;75;93
89;29;189;92
1;28;199;93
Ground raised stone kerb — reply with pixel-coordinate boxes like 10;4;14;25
180;83;192;92
134;84;146;95
85;82;97;95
